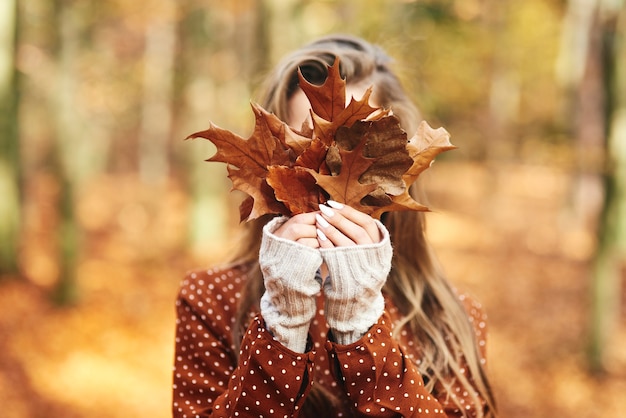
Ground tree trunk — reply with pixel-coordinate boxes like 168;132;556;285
557;0;626;372
49;0;82;304
138;10;177;185
589;0;626;372
0;0;20;276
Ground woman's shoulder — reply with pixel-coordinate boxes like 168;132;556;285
178;262;253;312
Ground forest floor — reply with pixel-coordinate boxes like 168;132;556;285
0;160;625;418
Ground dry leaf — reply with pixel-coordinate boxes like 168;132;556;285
187;57;455;221
404;121;457;185
334;116;413;196
267;166;324;214
307;139;380;214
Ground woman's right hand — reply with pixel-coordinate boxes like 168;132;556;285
273;212;320;249
259;216;323;353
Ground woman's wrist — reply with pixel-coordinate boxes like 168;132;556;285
320;221;392;345
259;216;323;352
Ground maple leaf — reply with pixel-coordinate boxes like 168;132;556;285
230;170;290;221
306;139;380;214
267;166;325;215
299;58;378;144
298;57;346;123
188;57;455;222
255;104;311;156
370;190;430;219
404;121;457;186
334;116;413;196
187;103;293;220
295;138;330;172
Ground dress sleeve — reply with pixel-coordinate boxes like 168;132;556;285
172;275;315;418
432;294;490;417
324;312;447;417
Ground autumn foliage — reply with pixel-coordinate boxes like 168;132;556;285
188;58;456;221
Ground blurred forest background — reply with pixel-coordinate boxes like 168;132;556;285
1;0;625;417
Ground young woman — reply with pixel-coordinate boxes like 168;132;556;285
173;34;497;417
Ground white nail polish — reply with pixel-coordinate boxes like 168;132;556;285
315;213;330;228
316;228;328;241
327;200;344;209
319;204;334;217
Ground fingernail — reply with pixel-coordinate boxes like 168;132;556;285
327;200;344;209
319;204;334;217
315;213;330;228
316;228;328;241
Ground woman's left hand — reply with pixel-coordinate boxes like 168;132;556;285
314;201;393;345
314;200;381;248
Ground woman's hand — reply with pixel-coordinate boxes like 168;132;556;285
259;216;323;353
273;212;320;248
314;200;381;248
313;202;393;345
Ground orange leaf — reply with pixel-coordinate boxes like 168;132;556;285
267;166;324;215
298;57;346;123
335;116;413;196
307;139;379;213
188;104;290;175
228;166;289;221
254;104;312;156
300;58;378;144
296;138;329;172
188;57;455;221
404;121;456;187
371;190;430;219
187;103;293;221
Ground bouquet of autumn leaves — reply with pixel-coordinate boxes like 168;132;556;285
188;59;456;222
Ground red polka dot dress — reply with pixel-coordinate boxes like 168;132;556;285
172;264;489;417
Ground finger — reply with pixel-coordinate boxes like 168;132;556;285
327;200;381;243
318;204;376;245
274;213;318;242
275;223;318;242
316;227;335;249
289;211;318;226
316;210;359;247
296;237;320;248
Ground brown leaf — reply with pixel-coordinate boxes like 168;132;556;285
228;166;289;221
335;88;379;129
295;138;328;172
310;91;379;144
298;57;346;123
335;116;413;196
370;190;430;219
307;139;379;213
267;166;324;215
188;103;291;176
188;103;293;221
254;104;311;156
239;196;254;222
404;121;456;187
325;144;341;176
299;58;378;144
188;57;455;221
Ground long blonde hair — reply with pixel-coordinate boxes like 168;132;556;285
231;34;496;417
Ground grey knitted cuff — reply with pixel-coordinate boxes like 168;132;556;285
259;217;323;352
320;220;392;345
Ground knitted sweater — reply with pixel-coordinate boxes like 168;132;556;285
172;264;489;417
